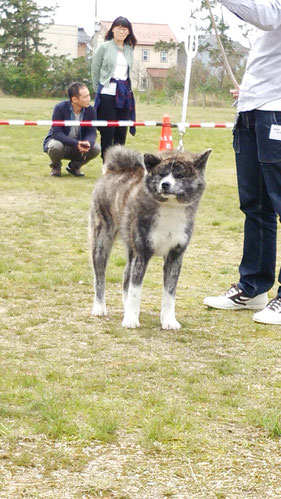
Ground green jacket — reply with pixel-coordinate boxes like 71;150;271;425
91;39;134;93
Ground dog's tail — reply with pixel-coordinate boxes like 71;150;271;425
103;145;145;173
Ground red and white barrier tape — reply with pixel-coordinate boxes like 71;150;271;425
0;120;234;128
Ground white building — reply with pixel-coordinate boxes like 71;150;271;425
41;24;91;58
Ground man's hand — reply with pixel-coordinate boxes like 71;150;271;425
77;140;91;154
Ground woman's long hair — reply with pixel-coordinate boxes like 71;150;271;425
105;16;137;48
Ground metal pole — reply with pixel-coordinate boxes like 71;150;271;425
181;22;198;123
178;18;198;150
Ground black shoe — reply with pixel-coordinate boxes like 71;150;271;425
50;166;61;177
66;165;85;177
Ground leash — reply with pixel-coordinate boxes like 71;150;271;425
205;0;239;89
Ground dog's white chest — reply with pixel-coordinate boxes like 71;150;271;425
149;205;188;256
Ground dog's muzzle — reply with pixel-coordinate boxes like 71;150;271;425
158;173;177;197
161;181;171;193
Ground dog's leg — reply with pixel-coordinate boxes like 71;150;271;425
91;221;115;317
123;249;133;307
161;249;184;330
122;255;149;328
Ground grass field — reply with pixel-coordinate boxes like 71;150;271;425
1;96;281;498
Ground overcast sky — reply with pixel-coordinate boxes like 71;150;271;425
36;0;247;44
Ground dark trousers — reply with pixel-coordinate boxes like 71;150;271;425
233;110;281;297
46;139;100;169
97;94;129;161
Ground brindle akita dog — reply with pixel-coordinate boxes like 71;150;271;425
90;145;211;329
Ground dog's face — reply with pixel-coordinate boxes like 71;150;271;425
144;149;212;204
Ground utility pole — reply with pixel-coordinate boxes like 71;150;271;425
94;0;99;29
93;0;100;50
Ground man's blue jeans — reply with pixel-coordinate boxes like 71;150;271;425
233;110;281;298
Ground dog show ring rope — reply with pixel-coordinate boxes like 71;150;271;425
0;118;234;152
0;120;234;128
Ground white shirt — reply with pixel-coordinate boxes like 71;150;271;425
101;51;128;96
218;0;281;112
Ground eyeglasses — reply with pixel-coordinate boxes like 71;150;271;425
114;26;129;32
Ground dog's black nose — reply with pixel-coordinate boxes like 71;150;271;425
161;182;171;192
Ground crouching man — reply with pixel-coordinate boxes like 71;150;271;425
43;82;101;177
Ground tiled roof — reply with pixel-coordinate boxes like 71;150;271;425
199;34;249;54
78;27;91;44
100;21;178;45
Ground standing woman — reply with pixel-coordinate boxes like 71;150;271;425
91;17;137;161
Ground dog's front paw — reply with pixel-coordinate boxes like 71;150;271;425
161;317;181;330
92;301;107;317
122;313;140;328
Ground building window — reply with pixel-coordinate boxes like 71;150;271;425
160;50;168;63
142;49;149;62
140;77;148;91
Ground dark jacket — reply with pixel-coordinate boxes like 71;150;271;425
43;100;98;152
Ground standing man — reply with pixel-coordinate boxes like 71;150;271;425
204;1;281;324
43;82;100;177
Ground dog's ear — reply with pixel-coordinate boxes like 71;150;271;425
144;154;162;172
194;148;212;172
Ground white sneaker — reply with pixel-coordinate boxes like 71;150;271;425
203;283;268;310
253;296;281;324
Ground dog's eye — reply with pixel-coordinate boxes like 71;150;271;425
174;172;184;179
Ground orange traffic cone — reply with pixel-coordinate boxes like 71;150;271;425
159;114;173;151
